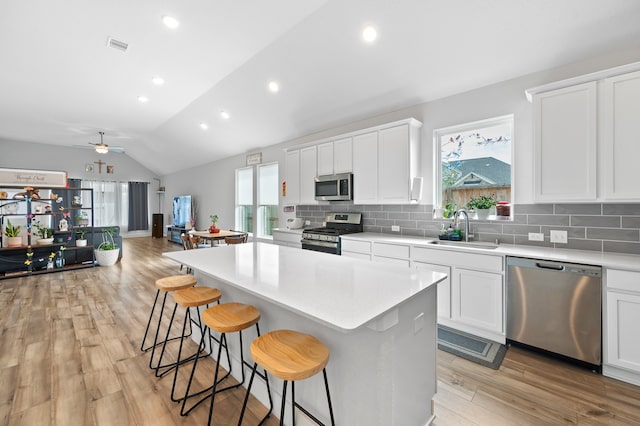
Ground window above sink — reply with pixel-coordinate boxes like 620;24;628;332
433;114;514;221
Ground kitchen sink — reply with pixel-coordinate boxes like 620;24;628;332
427;240;499;250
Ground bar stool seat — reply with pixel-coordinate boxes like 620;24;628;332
140;275;197;354
240;330;335;426
182;303;272;425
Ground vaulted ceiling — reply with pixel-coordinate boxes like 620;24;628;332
2;0;640;175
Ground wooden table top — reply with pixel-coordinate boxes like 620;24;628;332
191;230;243;240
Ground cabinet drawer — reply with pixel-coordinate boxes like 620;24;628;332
373;256;410;267
607;269;640;292
341;239;371;255
412;246;503;273
373;242;410;259
342;251;371;261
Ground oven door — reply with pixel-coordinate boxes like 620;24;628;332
301;240;340;255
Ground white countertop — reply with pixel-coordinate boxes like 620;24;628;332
163;242;446;332
341;232;640;271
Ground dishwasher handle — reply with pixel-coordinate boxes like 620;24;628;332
535;262;564;271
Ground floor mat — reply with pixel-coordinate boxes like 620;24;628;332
437;325;507;370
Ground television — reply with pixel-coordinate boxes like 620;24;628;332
172;195;192;228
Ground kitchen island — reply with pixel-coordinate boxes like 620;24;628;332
164;242;446;426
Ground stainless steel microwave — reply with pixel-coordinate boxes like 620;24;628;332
314;173;353;201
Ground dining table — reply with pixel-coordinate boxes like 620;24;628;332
190;229;244;246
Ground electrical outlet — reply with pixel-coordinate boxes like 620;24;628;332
391;225;400;232
550;230;568;244
305;220;310;225
528;232;544;241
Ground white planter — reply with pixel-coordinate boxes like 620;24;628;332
37;238;54;245
475;209;492;220
76;239;87;247
95;248;119;266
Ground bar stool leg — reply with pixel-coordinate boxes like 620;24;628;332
140;289;160;352
238;362;273;426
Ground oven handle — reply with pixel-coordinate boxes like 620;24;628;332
301;240;337;248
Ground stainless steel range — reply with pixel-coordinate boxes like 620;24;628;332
301;212;363;255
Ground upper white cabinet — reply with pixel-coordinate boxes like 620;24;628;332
285;118;422;206
299;146;318;204
602;70;640;201
352;131;379;204
284;150;301;205
528;62;640;202
533;82;597;202
317;137;353;176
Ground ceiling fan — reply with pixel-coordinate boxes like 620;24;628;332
88;131;125;154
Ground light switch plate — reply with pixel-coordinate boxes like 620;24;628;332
391;225;400;232
550;230;568;244
528;232;544;241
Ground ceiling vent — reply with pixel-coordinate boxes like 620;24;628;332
106;37;129;53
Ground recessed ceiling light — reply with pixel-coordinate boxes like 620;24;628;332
137;96;148;103
220;110;230;120
151;76;164;85
362;26;377;43
162;15;179;29
200;122;208;130
268;81;279;93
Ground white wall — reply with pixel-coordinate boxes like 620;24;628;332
161;46;640;224
0;140;160;236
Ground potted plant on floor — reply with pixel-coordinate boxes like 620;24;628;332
209;214;220;234
76;228;88;247
94;227;119;266
4;219;23;247
467;194;496;220
33;221;54;245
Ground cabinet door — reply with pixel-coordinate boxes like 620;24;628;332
353;131;378;204
379;124;411;203
414;262;451;321
333;137;353;173
533;82;597;202
300;146;317;204
603;70;640;201
606;291;640;371
317;142;334;176
284;150;300;205
452;268;503;334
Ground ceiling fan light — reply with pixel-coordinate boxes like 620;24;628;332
95;144;109;154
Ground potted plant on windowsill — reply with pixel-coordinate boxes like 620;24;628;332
209;214;220;234
76;228;88;247
467;194;497;220
33;221;54;245
94;227;119;266
4;219;23;247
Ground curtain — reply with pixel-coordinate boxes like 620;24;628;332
82;180;127;228
128;181;148;231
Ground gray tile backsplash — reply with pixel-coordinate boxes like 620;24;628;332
296;203;640;256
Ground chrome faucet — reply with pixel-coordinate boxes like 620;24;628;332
454;209;470;242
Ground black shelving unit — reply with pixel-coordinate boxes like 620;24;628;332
0;186;95;279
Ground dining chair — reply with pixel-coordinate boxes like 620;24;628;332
225;231;248;245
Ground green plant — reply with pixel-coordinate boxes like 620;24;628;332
467;194;497;210
443;202;457;218
209;214;219;225
4;219;21;237
98;227;118;250
76;228;88;240
32;221;53;238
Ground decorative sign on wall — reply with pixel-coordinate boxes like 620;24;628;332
0;168;67;188
246;152;262;166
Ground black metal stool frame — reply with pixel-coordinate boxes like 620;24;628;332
140;289;194;353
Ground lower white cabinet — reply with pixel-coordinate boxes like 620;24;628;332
271;229;302;249
452;268;503;336
372;242;410;267
604;269;640;386
414;261;451;321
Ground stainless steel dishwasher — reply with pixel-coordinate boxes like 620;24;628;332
506;256;602;367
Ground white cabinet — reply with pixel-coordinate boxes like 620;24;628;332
604;269;640;386
284;150;300;205
414;261;451;321
452;268;503;335
299;146;317;204
533;82;597;202
372;242;410;267
317;138;352;176
352;131;379;204
341;238;372;260
272;229;302;249
602;70;640;201
379;124;416;203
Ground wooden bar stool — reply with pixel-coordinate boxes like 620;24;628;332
181;303;273;425
154;286;222;402
140;275;196;356
239;330;335;426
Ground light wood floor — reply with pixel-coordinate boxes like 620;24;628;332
1;237;639;425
